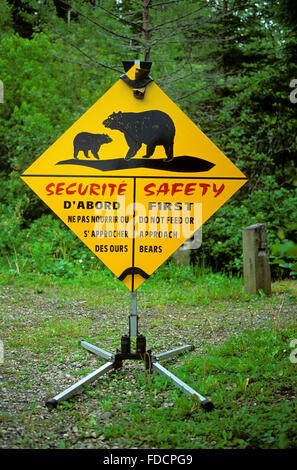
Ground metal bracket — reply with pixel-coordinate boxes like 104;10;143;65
120;74;153;90
120;60;153;99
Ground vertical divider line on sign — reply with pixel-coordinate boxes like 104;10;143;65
132;177;136;291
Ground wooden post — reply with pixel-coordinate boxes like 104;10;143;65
242;223;271;295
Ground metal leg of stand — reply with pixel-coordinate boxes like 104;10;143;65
79;340;114;361
152;360;214;411
45;361;114;409
153;344;194;361
45;290;214;411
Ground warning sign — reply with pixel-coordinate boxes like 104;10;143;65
21;65;247;291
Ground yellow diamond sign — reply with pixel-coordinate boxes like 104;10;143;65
21;65;247;291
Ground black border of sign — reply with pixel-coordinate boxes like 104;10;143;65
22;175;248;180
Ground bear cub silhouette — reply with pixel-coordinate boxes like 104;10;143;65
73;132;112;160
103;110;175;161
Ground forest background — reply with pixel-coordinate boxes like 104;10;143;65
0;0;296;280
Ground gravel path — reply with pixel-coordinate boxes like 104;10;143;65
0;285;296;449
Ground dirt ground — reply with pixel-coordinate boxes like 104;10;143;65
0;284;296;449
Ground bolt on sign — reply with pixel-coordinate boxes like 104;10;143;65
21;65;247;291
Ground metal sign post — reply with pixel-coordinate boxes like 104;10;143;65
46;290;213;411
129;290;138;337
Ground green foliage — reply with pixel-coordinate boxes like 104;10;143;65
0;28;116;262
1;1;296;277
0;0;13;38
194;184;297;275
0;172;30;256
271;224;297;277
2;213;99;278
0;33;108;173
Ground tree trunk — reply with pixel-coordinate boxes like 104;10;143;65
143;0;151;61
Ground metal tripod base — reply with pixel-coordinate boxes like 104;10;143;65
45;338;213;412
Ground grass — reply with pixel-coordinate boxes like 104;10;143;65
1;260;294;308
54;327;297;449
0;262;296;449
7;317;95;350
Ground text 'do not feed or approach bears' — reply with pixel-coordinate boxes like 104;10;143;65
103;110;175;162
73;132;112;160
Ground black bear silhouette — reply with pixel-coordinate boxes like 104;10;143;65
73;132;112;160
103;110;175;161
